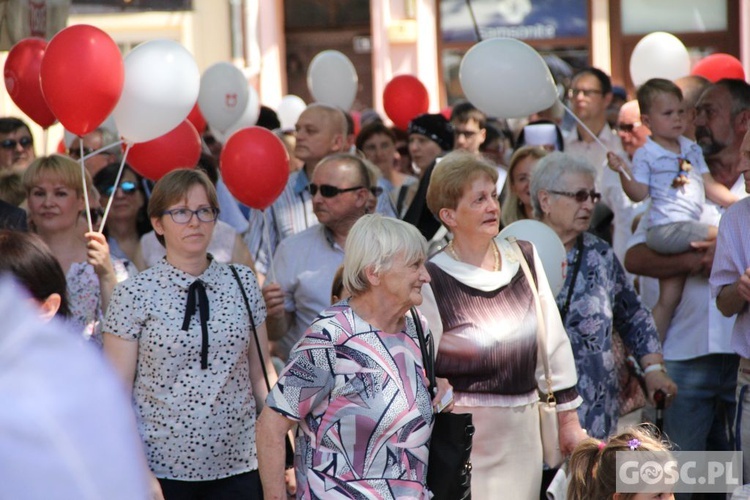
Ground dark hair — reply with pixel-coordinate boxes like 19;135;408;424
572;67;613;95
637;78;683;115
257;105;281;130
195;153;219;186
356;122;396;151
0;230;70;318
0;117;31;135
450;100;487;128
714;78;750;119
93;163;152;237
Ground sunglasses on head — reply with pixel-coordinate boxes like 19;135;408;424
1;136;33;150
549;189;602;203
308;183;364;198
100;181;138;197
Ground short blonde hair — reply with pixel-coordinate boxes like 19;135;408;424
148;169;219;246
343;214;427;296
23;154;91;197
426;150;498;217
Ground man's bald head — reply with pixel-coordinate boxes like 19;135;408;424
617;100;650;158
294;104;347;170
676;75;711;140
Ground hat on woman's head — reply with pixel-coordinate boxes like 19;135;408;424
407;113;455;152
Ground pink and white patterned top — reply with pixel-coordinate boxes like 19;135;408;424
267;301;433;500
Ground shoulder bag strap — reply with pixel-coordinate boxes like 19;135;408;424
229;264;271;392
508;238;554;402
411;306;437;397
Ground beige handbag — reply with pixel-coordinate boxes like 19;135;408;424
510;238;563;468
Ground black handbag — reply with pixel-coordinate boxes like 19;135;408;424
411;307;474;500
230;265;294;469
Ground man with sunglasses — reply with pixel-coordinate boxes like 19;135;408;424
262;153;371;361
67;126;120;177
0;117;35;173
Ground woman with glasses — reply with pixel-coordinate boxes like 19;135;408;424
531;152;676;439
94;163;151;271
103;169;279;499
419;151;585;498
22;155;131;346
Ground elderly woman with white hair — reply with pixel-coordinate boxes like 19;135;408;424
531;152;676;440
256;214;453;500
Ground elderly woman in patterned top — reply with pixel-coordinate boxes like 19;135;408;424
419;151;586;499
531;152;677;439
103;169;279;499
257;214;453;499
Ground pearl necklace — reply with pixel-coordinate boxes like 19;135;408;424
447;240;500;271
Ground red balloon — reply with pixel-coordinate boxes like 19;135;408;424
220;127;289;210
691;53;745;83
40;25;124;136
186;102;207;134
128;120;202;181
383;75;429;130
4;38;56;128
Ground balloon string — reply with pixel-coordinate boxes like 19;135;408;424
465;0;482;41
82;139;124;161
42;128;49;156
99;143;132;233
79;140;93;233
562;103;632;181
262;209;277;283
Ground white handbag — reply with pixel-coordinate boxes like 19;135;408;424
510;238;563;468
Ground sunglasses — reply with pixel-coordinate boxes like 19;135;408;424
567;88;603;99
308;184;364;198
616;121;642;133
68;147;111;159
549;189;602;203
1;136;33;150
100;181;138;197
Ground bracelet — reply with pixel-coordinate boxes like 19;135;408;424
643;363;667;375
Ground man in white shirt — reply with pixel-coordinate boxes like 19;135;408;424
262;153;371;361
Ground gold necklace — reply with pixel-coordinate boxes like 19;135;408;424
447;240;500;271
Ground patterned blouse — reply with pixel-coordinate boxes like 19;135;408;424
104;257;266;481
556;232;661;439
67;258;131;347
266;301;433;499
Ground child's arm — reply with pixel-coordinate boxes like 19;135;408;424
703;172;738;208
607;152;649;202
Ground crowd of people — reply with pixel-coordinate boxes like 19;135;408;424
2;65;750;500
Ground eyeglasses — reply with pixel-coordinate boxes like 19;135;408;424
100;181;137;197
161;207;219;224
67;147;110;159
567;88;603;99
549;189;602;203
616;121;642;133
454;130;478;138
1;136;33;150
308;184;364;198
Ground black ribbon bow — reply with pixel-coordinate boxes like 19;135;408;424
182;279;210;369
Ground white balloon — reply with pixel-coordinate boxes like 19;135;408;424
277;95;306;132
306;50;358;111
112;39;200;143
459;38;557;119
223;85;261;140
629;32;690;87
198;62;249;133
498;220;567;296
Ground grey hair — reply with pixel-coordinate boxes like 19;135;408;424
530;152;597;218
343;214;427;296
97;126;122;162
